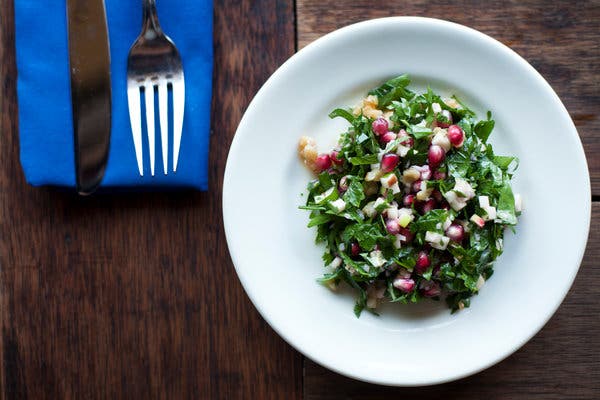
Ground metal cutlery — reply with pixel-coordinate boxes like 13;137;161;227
67;0;112;195
127;0;185;176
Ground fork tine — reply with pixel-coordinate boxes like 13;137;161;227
144;83;156;176
172;76;185;172
158;81;169;175
127;83;144;176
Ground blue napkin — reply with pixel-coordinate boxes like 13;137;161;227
15;0;213;191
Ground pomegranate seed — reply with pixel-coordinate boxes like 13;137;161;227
420;198;437;214
415;251;431;274
338;176;349;192
398;227;414;243
441;202;450;211
420;281;441;297
397;129;413;146
372;118;389;136
330;150;344;165
432;189;443;203
315;154;332;171
419;165;432;181
428;145;446;168
393;277;416;293
350;242;361;257
434;109;453;128
380;132;397;144
381;153;400;172
411;180;423;193
386;219;400;235
400;137;414;147
447;125;465;147
433;170;447;180
445;223;465;242
403;194;416;207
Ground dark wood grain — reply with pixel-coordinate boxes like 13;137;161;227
0;0;301;399
305;204;600;399
2;0;599;398
297;0;600;196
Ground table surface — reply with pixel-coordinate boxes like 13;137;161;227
1;0;599;399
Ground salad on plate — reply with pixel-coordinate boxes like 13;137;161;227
298;75;522;316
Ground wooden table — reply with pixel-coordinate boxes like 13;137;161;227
0;1;598;398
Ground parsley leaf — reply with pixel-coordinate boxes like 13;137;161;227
343;179;365;207
342;223;383;251
328;108;356;124
496;182;517;225
349;154;378;165
474;112;495;142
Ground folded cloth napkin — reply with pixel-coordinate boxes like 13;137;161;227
15;0;213;191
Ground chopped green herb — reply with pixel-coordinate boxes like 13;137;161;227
299;75;521;316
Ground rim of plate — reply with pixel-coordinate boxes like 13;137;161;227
223;16;591;386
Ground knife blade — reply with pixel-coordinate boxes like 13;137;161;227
67;0;111;195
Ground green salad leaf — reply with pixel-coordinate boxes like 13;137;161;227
300;74;521;316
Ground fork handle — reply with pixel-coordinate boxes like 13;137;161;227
142;0;162;34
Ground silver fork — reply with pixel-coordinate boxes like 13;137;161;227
127;0;185;176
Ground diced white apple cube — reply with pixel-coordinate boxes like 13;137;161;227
483;206;496;221
425;231;450;250
432;128;451;152
373;197;387;210
444;178;475;211
314;187;335;204
385;207;399;220
425;231;441;242
380;173;398;189
362;201;377;218
329;198;346;213
368;250;386;268
443;217;453;231
402;167;420;184
514;193;523;212
393;234;403;249
470;214;485;228
416;187;433;201
444;191;466;211
398;209;414;228
432;102;442;114
478;195;490;209
396;145;410;157
476;275;485;291
365;168;383;182
454;178;475;199
443;98;460;109
328;256;342;269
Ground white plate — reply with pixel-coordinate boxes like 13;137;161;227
222;17;590;386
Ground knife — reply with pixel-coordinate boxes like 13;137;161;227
67;0;112;195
